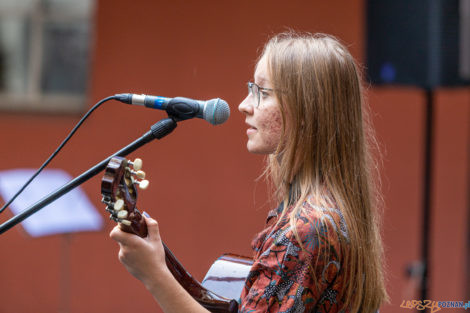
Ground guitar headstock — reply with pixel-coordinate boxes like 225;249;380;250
101;156;149;237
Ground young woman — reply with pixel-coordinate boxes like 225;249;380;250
110;32;388;313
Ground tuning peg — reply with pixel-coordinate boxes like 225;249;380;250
101;196;111;205
114;199;124;211
130;169;146;179
139;179;149;190
130;176;149;190
130;158;143;171
117;210;128;219
109;214;131;226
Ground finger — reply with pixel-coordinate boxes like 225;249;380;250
109;225;136;245
144;216;161;242
109;225;121;241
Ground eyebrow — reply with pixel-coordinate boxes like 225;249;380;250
254;76;271;88
255;76;267;83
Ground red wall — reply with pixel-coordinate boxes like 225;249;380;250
0;1;468;312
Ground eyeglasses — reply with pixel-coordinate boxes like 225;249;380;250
247;81;274;108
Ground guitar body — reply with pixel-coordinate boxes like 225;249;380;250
202;253;253;301
162;244;252;313
101;156;254;313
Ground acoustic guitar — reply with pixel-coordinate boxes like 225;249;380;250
101;156;253;313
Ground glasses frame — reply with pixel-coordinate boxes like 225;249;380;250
247;81;274;108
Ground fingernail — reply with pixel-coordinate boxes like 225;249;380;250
142;211;150;218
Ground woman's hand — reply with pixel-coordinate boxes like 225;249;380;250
109;215;168;289
109;215;210;313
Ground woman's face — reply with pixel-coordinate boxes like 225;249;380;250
238;55;282;154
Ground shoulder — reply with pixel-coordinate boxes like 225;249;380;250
254;199;348;268
240;200;349;312
293;200;349;247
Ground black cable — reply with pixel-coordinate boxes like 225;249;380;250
420;89;434;305
0;95;118;214
466;89;470;298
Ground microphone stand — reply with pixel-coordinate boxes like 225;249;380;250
0;117;177;235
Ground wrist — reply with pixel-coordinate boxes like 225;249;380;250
142;264;173;293
144;265;209;313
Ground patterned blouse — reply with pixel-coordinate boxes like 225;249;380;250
239;200;349;313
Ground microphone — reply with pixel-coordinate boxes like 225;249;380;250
114;93;230;125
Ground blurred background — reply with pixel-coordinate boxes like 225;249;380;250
0;0;468;312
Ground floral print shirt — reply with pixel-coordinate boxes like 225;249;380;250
239;200;349;313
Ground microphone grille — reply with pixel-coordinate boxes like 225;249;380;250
204;98;230;125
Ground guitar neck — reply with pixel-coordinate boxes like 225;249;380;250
101;157;238;312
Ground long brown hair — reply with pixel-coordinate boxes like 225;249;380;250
262;32;388;312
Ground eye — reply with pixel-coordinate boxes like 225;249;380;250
260;89;270;98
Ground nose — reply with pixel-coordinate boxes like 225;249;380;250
238;95;254;115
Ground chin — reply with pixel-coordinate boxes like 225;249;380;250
247;142;274;155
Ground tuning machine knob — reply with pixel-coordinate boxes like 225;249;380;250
130;176;149;190
138;179;150;190
131;169;146;179
117;210;128;219
114;199;124;211
128;158;143;171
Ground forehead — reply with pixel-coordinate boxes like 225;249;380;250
254;54;270;85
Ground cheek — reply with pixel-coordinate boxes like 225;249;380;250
259;109;282;147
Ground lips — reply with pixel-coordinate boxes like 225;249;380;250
245;121;257;130
245;122;257;135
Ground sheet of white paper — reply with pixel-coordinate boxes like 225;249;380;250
0;169;103;237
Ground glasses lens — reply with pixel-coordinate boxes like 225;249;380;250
248;82;259;107
253;83;260;107
247;82;261;107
